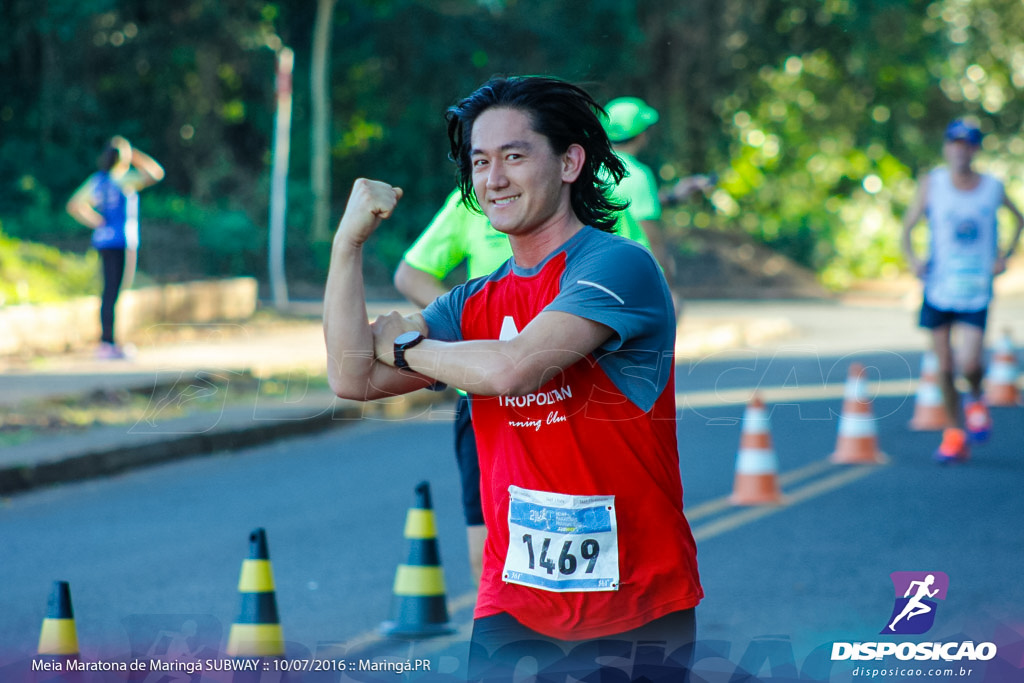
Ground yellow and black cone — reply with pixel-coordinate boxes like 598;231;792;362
226;528;285;656
380;481;454;638
37;581;80;659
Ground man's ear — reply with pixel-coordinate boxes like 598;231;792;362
561;144;585;183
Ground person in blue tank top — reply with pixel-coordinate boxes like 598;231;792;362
901;119;1024;462
67;136;164;359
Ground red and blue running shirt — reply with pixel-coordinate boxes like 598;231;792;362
423;226;702;640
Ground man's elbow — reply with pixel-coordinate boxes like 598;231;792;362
326;354;373;401
327;370;368;401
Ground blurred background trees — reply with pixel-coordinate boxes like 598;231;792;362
2;0;1022;302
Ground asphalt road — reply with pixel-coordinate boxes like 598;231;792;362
2;349;1023;682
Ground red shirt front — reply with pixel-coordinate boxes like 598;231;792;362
424;227;702;640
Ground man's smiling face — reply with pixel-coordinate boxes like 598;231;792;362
470;107;578;237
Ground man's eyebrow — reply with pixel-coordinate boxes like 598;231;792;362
470;140;534;156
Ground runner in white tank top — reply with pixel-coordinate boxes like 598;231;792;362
901;119;1023;462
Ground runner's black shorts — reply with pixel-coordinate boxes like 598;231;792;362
468;609;696;683
919;299;987;331
454;394;485;526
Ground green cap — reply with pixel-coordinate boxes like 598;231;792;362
603;97;659;142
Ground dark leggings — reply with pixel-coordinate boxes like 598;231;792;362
99;248;126;344
469;609;696;682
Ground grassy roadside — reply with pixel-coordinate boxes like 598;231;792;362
0;370;331;448
0;229;101;306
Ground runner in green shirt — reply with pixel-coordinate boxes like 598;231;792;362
603;97;715;306
397;189;512;291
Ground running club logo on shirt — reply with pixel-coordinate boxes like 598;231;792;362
497;313;573;431
881;571;949;635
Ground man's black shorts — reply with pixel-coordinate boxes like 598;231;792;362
468;609;696;683
454;394;485;526
919;299;987;331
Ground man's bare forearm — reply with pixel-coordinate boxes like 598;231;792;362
373;310;612;398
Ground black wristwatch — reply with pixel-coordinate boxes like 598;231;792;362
393;331;426;370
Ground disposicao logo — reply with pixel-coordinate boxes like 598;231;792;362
881;571;948;635
830;571;998;663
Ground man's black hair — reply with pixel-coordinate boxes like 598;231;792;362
446;75;627;233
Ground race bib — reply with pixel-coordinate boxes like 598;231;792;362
502;485;619;592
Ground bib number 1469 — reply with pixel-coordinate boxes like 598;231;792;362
503;486;619;592
520;534;600;576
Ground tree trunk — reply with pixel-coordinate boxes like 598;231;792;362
310;0;337;243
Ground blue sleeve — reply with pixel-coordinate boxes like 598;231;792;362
547;236;673;353
422;262;511;343
545;234;675;410
422;283;467;342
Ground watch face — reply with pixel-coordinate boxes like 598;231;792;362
395;330;422;346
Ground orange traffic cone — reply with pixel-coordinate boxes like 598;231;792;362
730;394;783;505
226;528;285;657
985;328;1020;407
37;581;80;660
830;363;888;465
909;352;949;430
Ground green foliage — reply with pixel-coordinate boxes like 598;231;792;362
3;0;1024;296
140;192;266;278
0;226;99;305
706;0;1024;287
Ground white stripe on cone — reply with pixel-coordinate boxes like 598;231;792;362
731;394;783;505
736;448;779;475
985;329;1020;406
838;411;879;438
988;360;1017;383
910;352;949;430
830;363;887;464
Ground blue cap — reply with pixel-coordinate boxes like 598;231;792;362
945;119;982;145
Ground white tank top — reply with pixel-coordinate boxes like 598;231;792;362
924;167;1003;312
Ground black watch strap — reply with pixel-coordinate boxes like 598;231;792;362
393;331;425;370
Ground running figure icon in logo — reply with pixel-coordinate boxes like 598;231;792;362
882;571;950;635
